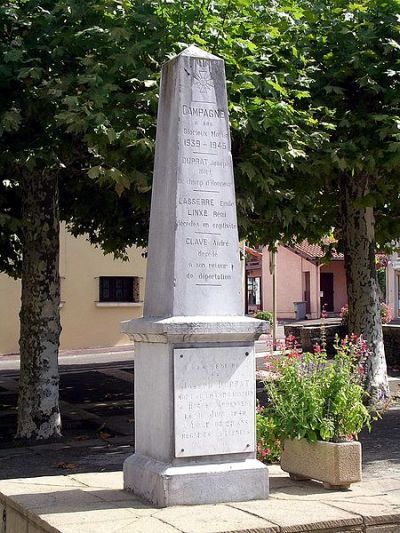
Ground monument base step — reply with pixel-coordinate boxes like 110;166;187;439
123;453;269;507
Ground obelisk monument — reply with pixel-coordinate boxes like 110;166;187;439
122;45;269;507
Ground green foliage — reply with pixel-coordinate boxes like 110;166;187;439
255;311;273;325
0;0;160;275
155;0;400;249
0;0;341;275
261;336;373;448
256;407;281;464
2;0;400;274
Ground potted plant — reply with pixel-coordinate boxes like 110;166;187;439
260;335;374;489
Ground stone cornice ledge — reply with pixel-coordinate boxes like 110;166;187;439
121;316;269;344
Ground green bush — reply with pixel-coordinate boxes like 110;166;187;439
255;311;273;325
256;335;375;462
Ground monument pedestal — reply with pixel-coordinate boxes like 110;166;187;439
122;317;269;507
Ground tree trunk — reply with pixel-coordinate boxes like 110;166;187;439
340;174;389;406
17;171;62;439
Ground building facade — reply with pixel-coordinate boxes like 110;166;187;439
0;225;146;354
246;242;347;320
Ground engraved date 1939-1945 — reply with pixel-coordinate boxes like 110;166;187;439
183;139;227;150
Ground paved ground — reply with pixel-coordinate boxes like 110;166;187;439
0;347;399;532
1;464;400;533
0;346;399;475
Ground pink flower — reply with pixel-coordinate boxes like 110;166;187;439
260;447;270;457
361;340;368;351
313;343;321;354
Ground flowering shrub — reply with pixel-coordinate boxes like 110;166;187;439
340;303;393;325
257;335;373;460
256;405;281;464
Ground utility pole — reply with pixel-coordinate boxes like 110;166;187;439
269;244;278;349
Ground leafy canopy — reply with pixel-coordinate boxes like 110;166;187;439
2;0;400;278
0;0;159;276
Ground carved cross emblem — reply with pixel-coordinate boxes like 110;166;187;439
193;67;214;94
191;59;216;103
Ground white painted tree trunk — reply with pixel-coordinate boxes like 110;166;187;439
17;172;62;439
340;174;389;406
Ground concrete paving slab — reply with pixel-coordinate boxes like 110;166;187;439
5;476;86;488
154;503;279;533
327;495;400;526
0;482;86;507
69;471;124;489
269;475;297;490
359;478;400;493
33;500;143;527
58;516;181;533
267;465;314;489
377;490;400;505
365;526;400;532
230;499;363;532
3;487;100;512
81;488;153;505
54;518;141;533
268;480;384;501
2;468;400;533
112;516;183;533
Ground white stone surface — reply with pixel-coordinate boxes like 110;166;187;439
133;342;174;463
174;346;255;457
124;454;268;507
122;315;268;339
144;45;242;318
122;45;268;507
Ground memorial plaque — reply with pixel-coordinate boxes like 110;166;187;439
174;346;256;457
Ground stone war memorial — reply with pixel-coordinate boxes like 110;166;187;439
122;45;269;507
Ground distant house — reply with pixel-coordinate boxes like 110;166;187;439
246;242;347;320
0;224;146;355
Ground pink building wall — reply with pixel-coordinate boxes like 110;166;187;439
261;246;321;319
258;246;346;319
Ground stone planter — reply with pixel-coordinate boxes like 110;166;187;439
280;438;361;489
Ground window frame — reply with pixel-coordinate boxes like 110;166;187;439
99;276;139;304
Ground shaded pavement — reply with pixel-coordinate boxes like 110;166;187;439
0;348;399;480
